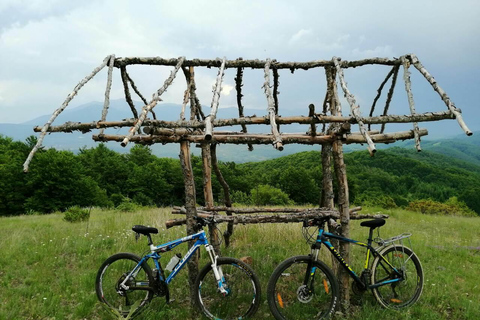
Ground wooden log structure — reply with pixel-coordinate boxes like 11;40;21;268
22;53;473;314
401;56;421;151
165;208;341;229
172;206;363;215
99;54;115;135
91;128;429;146
121;57;185;147
381;65;400;133
409;54;472;136
113;56;402;69
34;111;454;133
204;58;226;140
333;57;376;155
263;59;284;150
23;56;111;172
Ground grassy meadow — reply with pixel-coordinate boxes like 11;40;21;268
1;207;479;319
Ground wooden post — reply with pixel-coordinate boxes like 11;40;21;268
211;144;234;247
333;136;351;312
321;143;334;209
327;65;351;311
179;141;198;307
201;143;221;254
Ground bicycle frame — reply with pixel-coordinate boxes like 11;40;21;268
119;230;227;293
314;228;404;290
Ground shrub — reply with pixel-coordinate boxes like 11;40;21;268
231;190;252;205
63;206;90;223
407;197;476;217
132;193;154;206
110;193;126;207
355;193;398;209
116;198;138;212
250;184;294;206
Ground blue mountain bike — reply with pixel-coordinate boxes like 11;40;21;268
267;218;424;319
95;216;261;319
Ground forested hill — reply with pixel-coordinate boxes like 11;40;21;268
1;134;479;216
231;147;480;213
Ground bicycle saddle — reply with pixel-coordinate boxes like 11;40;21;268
132;225;159;235
360;219;385;229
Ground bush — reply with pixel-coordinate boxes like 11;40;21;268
132;193;154;206
63;206;90;223
250;184;294;206
407;197;476;217
110;193;126;207
116;198;138;212
231;190;252;205
355;193;398;209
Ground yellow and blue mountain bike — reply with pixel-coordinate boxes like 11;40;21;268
95;216;261;319
267;218;424;319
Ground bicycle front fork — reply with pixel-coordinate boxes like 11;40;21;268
205;244;228;295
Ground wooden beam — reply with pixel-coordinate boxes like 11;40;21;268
99;54;115;135
369;66;395;131
121;57;185;147
165;208;340;229
93;128;428;145
205;58;226;140
333;57;376;155
35;110;454;133
23;55;111;172
409;54;472;136
381;65;400;133
401;56;421;151
263;59;284;150
114;56;402;70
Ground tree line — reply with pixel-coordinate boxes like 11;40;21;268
1;135;479;216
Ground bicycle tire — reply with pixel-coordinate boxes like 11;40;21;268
95;252;154;318
194;257;261;319
267;255;339;320
371;245;424;309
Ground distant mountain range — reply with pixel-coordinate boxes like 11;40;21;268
0;100;478;163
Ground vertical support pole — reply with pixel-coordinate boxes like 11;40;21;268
332;137;351;312
179;141;198;307
326;66;351;311
211;144;234;247
201;143;220;254
320;143;334;209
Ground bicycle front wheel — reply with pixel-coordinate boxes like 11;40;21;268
95;252;154;318
267;256;339;320
194;257;261;319
371;245;424;309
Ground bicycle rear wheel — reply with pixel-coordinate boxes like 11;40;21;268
194;257;261;319
95;252;154;318
267;255;339;320
371;245;423;309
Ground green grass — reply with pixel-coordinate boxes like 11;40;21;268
1;207;479;319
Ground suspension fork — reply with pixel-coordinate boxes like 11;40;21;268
205;244;228;294
304;243;321;288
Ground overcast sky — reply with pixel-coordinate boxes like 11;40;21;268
1;0;479;138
